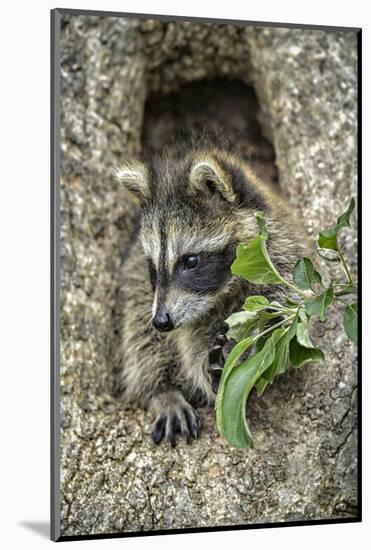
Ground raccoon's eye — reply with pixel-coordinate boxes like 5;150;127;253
183;254;199;270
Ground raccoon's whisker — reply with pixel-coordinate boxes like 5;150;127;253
141;306;154;325
142;313;152;324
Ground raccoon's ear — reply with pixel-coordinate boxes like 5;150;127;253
189;157;237;204
115;160;150;203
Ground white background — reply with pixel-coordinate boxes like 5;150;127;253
0;0;368;548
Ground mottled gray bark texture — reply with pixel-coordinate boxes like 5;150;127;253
59;14;358;536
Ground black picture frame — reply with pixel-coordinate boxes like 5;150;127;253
51;8;362;542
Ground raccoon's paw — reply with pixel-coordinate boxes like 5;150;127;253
150;391;201;447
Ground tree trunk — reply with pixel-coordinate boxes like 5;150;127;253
59;14;358;535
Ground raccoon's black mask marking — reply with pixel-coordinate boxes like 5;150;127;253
173;246;236;294
147;244;235;296
147;258;157;291
148;247;234;294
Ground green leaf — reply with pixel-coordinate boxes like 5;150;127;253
295;309;314;348
317;198;355;252
215;335;255;428
243;295;270;312
255;315;299;396
289;336;325;368
318;228;338;251
337;197;356;231
231;210;295;289
293;257;322;291
225;311;258;342
343;303;357;343
218;336;255;390
305;285;334;321
255;327;289;396
296;320;314;348
253;332;271;355
255;377;269;397
231;237;284;285
254;210;268;239
216;336;276;448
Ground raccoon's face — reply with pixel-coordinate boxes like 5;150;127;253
140;210;237;331
116;150;267;331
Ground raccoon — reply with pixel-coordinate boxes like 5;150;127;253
115;141;307;446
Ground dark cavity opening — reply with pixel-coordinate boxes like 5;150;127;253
141;79;278;188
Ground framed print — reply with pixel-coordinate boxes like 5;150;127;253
51;8;361;542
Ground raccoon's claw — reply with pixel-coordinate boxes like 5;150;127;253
184;406;201;440
151;414;167;444
151;405;201;447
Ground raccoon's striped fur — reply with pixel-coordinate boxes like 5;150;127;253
115;140;308;446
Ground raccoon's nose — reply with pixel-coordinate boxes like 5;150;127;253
152;311;174;332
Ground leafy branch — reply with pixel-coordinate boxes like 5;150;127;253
215;198;357;449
